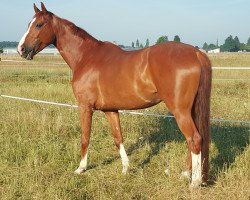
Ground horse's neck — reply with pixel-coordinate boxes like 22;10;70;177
52;16;100;72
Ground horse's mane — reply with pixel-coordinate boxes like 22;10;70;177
53;13;99;42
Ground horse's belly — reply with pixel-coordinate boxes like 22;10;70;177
95;60;160;110
95;91;161;111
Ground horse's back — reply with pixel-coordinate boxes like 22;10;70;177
74;41;209;111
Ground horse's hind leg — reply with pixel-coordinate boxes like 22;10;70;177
172;110;202;187
105;111;129;174
162;92;202;186
159;68;203;187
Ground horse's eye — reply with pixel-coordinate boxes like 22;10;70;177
36;23;44;29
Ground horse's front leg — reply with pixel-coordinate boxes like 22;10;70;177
105;111;129;174
74;105;93;174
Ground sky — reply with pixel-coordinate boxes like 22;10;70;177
0;0;249;47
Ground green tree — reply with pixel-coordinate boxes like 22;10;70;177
131;42;135;48
220;35;235;52
244;37;250;52
145;38;150;47
156;35;168;44
0;41;18;48
174;35;180;42
0;48;3;53
244;45;250;52
247;37;250;45
220;35;242;52
202;42;208;51
202;42;218;51
234;36;241;51
136;39;140;48
208;43;217;50
139;43;144;48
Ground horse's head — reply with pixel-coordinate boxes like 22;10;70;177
17;3;55;60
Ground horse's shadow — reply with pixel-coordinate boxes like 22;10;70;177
102;117;249;182
126;117;184;168
101;117;182;167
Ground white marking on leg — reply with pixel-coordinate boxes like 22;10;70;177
191;151;202;187
17;17;37;55
74;152;88;174
119;144;129;174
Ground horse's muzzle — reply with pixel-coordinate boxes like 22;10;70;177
18;45;35;60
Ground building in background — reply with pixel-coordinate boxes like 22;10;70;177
208;48;220;53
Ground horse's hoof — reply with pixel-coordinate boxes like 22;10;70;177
190;179;202;189
201;182;208;187
122;167;128;175
122;170;127;175
121;161;129;174
74;168;86;174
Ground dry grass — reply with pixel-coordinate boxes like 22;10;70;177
0;53;249;200
208;52;250;67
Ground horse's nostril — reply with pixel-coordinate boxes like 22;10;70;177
21;47;26;53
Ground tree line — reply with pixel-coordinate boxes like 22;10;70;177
0;41;18;52
127;35;181;49
129;35;250;52
203;36;250;52
1;35;250;52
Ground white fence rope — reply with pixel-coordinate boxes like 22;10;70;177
0;94;78;108
1;94;249;124
1;59;250;69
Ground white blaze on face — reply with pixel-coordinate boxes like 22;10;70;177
17;17;37;55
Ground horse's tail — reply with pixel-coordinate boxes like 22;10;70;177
192;51;212;183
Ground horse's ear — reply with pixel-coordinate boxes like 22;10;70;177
41;2;47;13
34;3;40;13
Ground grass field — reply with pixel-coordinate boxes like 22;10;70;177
0;53;249;200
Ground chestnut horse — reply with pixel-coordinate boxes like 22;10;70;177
18;3;211;187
